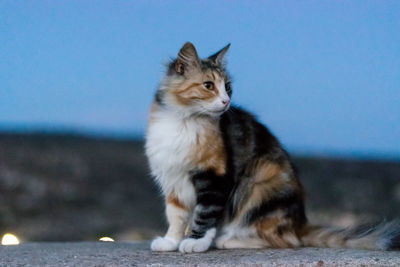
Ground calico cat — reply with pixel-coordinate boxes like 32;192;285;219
145;42;400;253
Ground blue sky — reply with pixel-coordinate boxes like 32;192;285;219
1;1;399;159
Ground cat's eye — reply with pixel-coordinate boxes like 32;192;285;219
203;81;214;90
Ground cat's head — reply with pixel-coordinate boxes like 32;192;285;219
157;42;232;118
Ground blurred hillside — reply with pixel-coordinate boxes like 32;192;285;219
0;132;399;242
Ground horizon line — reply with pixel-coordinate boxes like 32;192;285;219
0;124;399;162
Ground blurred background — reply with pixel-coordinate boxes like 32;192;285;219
0;1;399;243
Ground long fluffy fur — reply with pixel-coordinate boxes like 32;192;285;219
145;42;400;253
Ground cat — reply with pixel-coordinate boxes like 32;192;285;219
145;42;400;253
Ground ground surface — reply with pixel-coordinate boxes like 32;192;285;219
1;241;400;267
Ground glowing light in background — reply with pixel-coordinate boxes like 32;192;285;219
99;237;114;242
1;233;20;245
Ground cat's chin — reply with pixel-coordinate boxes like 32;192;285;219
203;111;225;118
189;109;227;118
210;108;229;117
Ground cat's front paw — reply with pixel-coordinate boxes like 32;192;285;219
179;228;216;253
179;238;210;253
151;236;179;252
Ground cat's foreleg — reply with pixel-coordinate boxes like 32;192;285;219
151;196;190;252
179;170;228;253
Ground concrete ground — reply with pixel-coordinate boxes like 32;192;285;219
1;241;400;266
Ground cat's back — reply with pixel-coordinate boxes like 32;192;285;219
220;106;282;157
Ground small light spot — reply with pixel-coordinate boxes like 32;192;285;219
1;233;20;245
99;237;114;242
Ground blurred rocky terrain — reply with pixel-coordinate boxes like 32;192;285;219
0;132;399;242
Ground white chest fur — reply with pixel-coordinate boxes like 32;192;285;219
145;111;210;208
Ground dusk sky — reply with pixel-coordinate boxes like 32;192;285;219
1;1;399;159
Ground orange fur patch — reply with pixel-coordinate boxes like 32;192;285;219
147;101;159;133
235;161;294;218
191;118;226;175
167;194;187;210
255;212;301;248
254;161;281;183
174;82;216;105
255;160;302;195
171;70;223;106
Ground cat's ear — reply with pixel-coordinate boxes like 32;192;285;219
175;42;200;75
208;43;230;65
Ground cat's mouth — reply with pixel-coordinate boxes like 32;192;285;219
199;104;230;116
213;106;230;114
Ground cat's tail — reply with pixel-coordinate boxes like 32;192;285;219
299;220;400;250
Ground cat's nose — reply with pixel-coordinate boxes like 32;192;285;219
222;99;230;106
